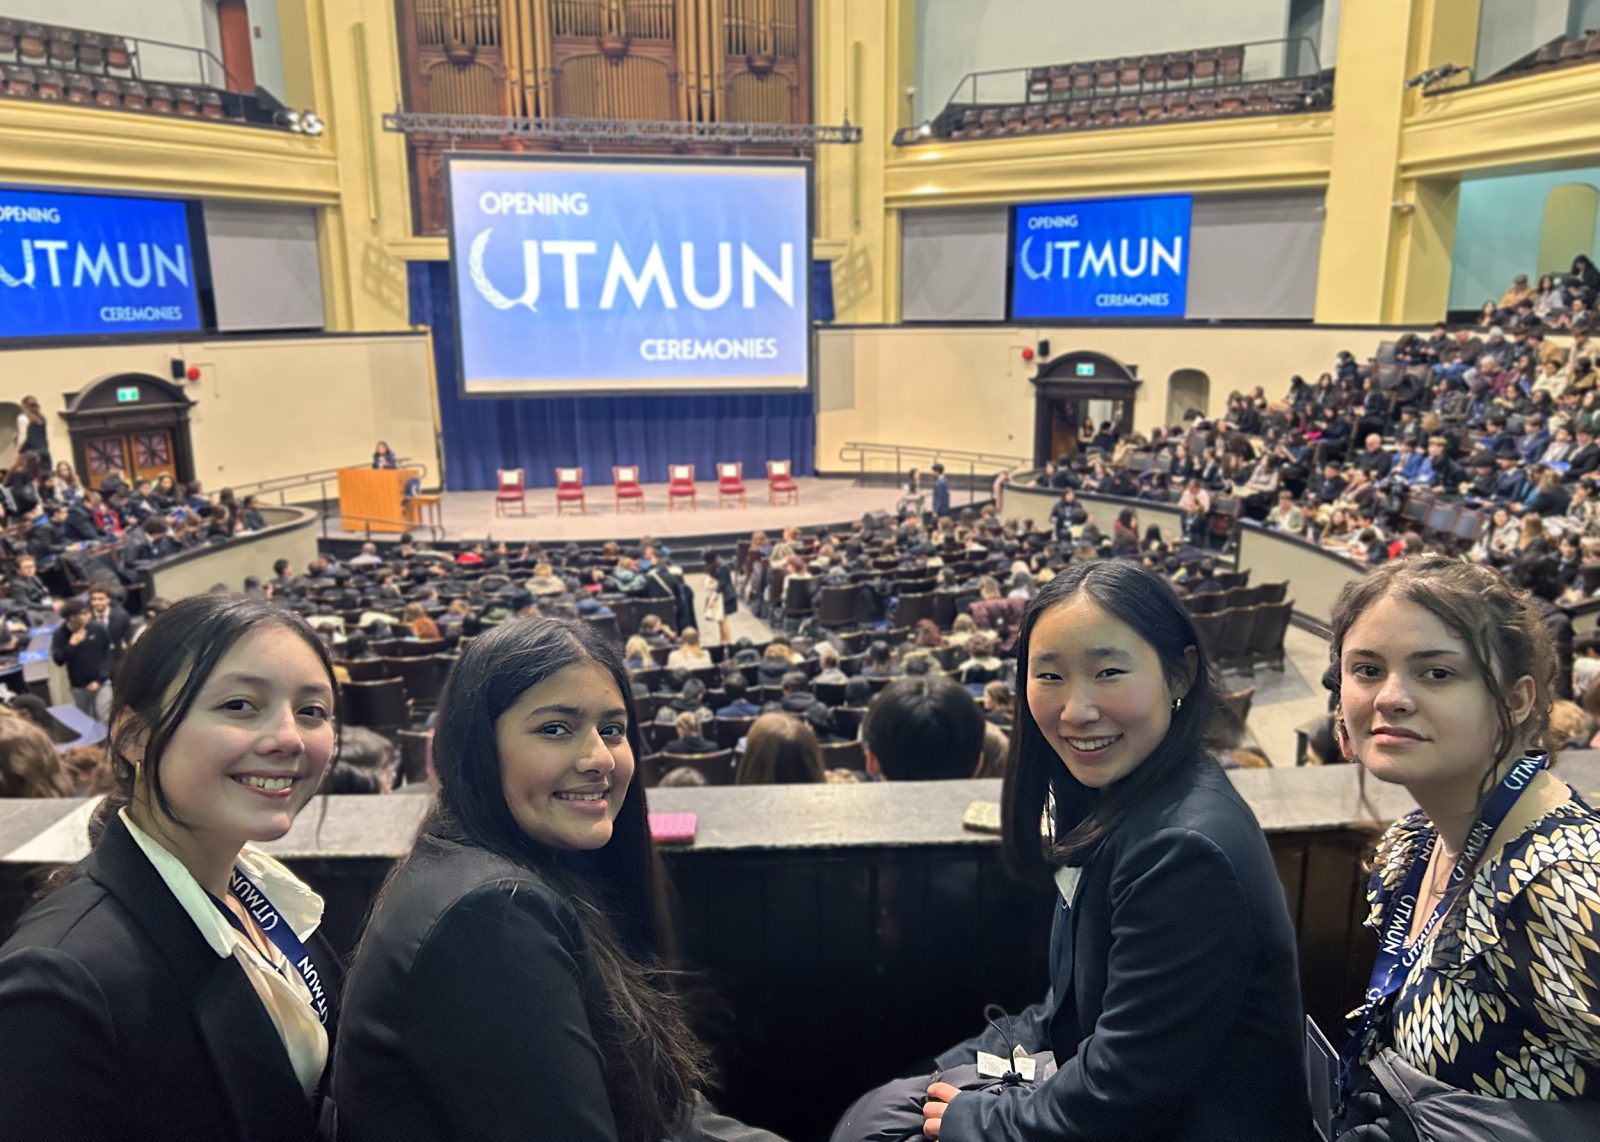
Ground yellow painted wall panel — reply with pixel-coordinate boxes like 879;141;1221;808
0;335;438;491
1399;63;1600;178
0;101;340;205
815;324;1399;471
884;117;1335;209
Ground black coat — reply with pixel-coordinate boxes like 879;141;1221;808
334;835;650;1141
0;814;341;1142
934;760;1316;1142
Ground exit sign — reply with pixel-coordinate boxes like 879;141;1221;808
1075;363;1095;377
115;386;140;403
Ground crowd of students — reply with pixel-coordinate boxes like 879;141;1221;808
1473;254;1600;336
0;551;1593;1141
5;315;1600;1138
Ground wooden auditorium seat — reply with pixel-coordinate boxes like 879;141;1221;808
667;464;697;511
716;462;748;508
767;459;799;506
554;467;586;515
494;468;527;516
612;465;645;512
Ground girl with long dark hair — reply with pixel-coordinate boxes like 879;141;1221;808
0;595;342;1141
334;617;782;1142
834;561;1313;1142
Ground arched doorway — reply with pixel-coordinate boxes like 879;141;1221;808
1167;368;1211;427
1031;351;1141;466
0;399;20;469
60;374;196;486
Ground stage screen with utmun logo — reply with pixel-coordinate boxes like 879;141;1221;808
0;186;202;340
1008;195;1192;320
446;155;811;397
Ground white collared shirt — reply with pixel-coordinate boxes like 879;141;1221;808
120;809;328;1096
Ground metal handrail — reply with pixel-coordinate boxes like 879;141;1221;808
838;441;1031;509
230;458;430;503
930;34;1326;122
229;459;438;543
123;33;244;92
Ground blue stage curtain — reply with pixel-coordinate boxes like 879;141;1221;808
812;259;835;323
407;262;816;491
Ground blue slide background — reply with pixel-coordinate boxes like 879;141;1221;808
0;187;200;339
1010;195;1191;320
449;159;809;392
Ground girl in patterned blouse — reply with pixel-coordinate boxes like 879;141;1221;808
1330;557;1600;1134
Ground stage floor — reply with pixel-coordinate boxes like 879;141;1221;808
330;476;930;544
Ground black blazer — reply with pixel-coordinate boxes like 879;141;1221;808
936;759;1316;1142
0;814;341;1142
333;835;628;1141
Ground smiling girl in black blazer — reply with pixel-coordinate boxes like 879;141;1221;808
835;561;1315;1142
0;594;343;1142
335;617;782;1142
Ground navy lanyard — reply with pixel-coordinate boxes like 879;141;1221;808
1337;751;1546;1095
209;868;330;1026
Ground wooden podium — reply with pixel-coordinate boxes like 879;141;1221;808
337;467;409;533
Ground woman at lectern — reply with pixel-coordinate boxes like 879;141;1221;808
0;595;342;1142
371;441;397;469
334;617;788;1142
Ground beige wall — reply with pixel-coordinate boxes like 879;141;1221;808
0;334;438;490
149;508;322;602
815;324;1411;472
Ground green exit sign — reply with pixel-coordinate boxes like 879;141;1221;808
115;386;140;403
1075;363;1095;377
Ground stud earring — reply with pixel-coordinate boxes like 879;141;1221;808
1172;696;1183;712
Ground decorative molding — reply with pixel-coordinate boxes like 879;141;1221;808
0;99;339;204
882;115;1334;209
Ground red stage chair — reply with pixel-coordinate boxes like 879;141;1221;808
554;467;586;515
613;465;645;513
716;462;747;508
767;460;799;506
667;464;697;511
494;468;526;517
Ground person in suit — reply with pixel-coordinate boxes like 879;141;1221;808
333;617;781;1142
0;594;342;1141
835;561;1314;1142
931;463;951;518
7;553;58;625
87;584;132;670
1567;424;1600;479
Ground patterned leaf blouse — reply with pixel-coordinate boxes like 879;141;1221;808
1350;794;1600;1099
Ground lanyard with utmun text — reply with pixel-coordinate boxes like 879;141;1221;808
1336;750;1546;1099
207;867;330;1026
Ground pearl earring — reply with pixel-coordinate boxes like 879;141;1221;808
1172;696;1183;712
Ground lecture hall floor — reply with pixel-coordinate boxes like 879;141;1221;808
333;473;1331;767
330;476;920;544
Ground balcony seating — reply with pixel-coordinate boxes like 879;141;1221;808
0;18;243;123
922;42;1331;145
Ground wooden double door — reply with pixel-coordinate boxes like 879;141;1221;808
83;429;178;485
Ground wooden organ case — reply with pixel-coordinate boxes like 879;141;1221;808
395;0;812;235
